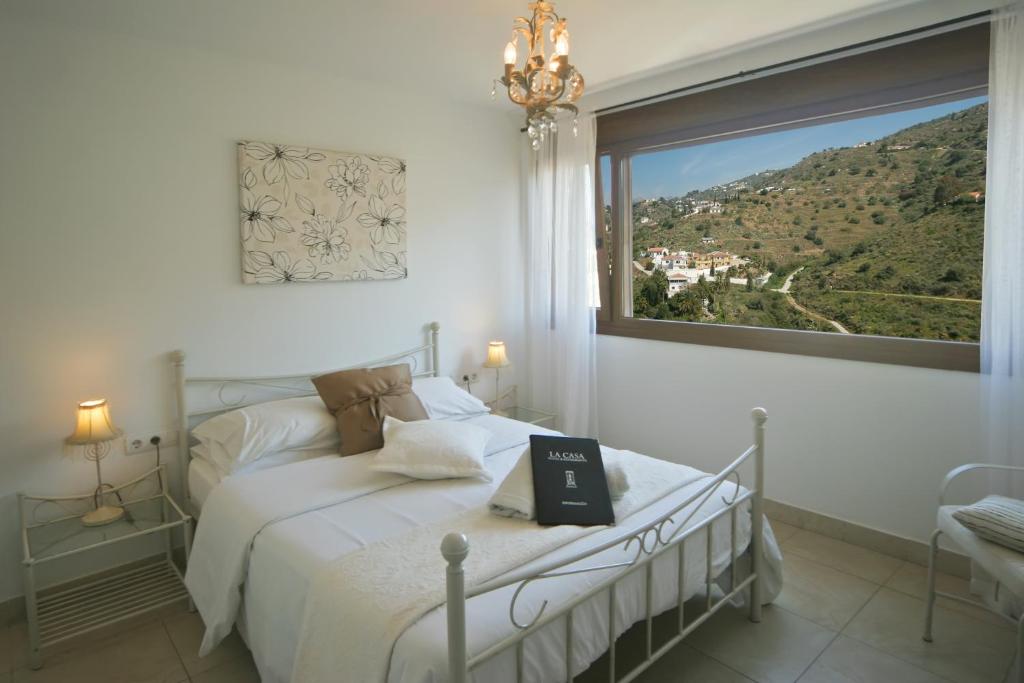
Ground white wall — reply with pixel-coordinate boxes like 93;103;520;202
0;16;523;601
597;336;981;543
589;0;997;546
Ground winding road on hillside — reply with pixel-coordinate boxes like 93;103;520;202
774;267;804;293
772;267;852;334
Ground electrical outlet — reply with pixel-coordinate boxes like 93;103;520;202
125;431;177;455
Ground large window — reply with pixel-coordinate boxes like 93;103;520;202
595;24;988;371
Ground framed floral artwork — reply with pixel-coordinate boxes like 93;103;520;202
237;141;407;284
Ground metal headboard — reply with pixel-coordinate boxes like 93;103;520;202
171;321;440;514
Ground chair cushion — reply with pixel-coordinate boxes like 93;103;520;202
939;504;1024;597
953;495;1024;553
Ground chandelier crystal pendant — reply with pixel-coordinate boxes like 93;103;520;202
494;1;585;150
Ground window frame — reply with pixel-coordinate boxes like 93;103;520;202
594;34;986;373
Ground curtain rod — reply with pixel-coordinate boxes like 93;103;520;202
593;10;992;117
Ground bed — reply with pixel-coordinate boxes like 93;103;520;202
174;323;783;683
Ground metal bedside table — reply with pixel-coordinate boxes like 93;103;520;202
489;385;557;429
18;465;192;669
503;405;557;429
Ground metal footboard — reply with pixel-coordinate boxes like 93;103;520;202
442;408;768;683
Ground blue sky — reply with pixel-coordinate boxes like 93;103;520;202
626;96;986;200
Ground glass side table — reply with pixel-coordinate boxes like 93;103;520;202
489;385;557;430
503;405;557;429
18;465;192;669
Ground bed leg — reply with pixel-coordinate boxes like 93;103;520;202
749;408;767;624
923;529;940;643
442;533;470;683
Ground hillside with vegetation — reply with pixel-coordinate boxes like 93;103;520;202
630;102;986;341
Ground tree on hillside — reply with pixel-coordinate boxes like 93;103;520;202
933;175;963;206
669;290;703;320
694;275;715;307
633;270;668;318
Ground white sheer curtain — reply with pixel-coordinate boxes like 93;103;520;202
522;114;598;437
981;3;1024;494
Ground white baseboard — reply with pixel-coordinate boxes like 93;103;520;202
764;498;970;578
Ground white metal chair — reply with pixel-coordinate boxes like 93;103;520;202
923;464;1024;682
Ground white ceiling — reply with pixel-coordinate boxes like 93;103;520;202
8;0;909;108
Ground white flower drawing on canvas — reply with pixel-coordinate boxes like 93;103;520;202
238;141;407;284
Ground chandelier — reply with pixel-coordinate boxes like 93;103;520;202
493;1;585;150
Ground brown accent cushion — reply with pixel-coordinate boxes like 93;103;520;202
312;364;427;456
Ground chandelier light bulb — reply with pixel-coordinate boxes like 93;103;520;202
503;41;517;65
555;31;570;56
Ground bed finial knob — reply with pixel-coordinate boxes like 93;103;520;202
751;407;767;424
430;321;440;333
441;532;469;565
171;350;186;365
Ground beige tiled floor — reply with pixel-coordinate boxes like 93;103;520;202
1;519;1017;682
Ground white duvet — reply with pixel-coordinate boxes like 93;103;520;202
185;415;784;683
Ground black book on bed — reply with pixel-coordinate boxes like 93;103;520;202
529;435;615;526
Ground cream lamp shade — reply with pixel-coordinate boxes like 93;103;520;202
66;399;123;445
483;341;510;368
65;399;125;527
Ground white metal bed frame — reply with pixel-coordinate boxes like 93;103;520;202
172;321;441;517
441;408;767;683
171;321;769;682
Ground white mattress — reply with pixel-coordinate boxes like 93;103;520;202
201;415;783;683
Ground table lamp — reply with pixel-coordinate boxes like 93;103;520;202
65;399;125;526
483;341;510;412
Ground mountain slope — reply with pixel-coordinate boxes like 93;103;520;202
629;102;986;340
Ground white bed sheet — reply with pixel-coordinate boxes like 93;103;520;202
188;457;221;509
188;447;341;510
225;415;781;683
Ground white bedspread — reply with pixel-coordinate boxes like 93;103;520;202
186;415;784;683
291;448;704;682
185;454;411;653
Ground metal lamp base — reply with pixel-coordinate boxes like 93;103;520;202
81;505;124;527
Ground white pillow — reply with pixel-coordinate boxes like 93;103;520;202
412;376;490;420
953;495;1024;553
192;395;339;476
370;416;492;481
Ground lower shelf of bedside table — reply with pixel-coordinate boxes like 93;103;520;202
35;559;188;649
